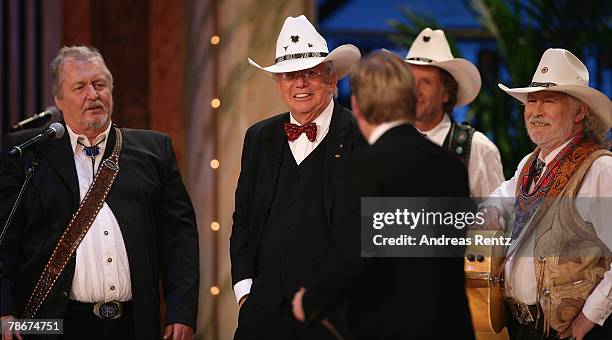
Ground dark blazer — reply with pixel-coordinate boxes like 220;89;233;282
302;124;475;339
230;102;364;298
0;125;199;339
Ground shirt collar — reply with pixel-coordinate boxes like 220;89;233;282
368;119;410;145
415;114;451;146
538;138;573;165
289;100;334;141
66;122;112;155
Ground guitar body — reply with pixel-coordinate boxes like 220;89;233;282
464;230;507;334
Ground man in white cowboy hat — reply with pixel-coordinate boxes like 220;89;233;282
482;48;612;340
230;15;362;339
401;28;504;197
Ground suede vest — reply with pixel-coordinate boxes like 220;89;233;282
529;149;612;333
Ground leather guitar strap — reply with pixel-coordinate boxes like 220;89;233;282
22;127;123;319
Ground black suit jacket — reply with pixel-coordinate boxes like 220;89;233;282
302;124;475;339
230;102;364;299
0;125;199;339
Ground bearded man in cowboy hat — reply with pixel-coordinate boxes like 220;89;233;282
400;28;504;197
230;15;363;339
481;48;612;340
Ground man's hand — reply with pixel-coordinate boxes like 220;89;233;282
292;287;306;322
1;315;22;340
238;294;249;309
162;323;193;340
557;312;595;340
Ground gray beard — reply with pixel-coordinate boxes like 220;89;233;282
83;114;110;130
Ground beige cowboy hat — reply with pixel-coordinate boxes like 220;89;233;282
248;15;361;79
499;48;612;130
401;28;482;108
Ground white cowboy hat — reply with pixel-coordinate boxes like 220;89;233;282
499;48;612;130
402;28;482;108
248;15;360;79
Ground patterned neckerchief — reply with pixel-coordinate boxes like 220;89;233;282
511;135;582;241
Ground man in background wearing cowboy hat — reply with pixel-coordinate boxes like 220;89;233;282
482;48;612;340
230;15;363;339
401;28;504;197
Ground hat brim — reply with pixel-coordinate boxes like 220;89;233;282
248;44;361;79
380;49;482;108
499;83;612;130
405;58;481;107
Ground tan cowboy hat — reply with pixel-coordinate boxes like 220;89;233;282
402;28;482;107
499;48;612;130
248;15;360;79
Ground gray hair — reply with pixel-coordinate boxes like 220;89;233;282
570;95;611;148
325;61;339;98
50;46;113;99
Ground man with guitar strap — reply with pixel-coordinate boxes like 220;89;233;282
0;46;199;339
397;28;505;197
483;48;612;340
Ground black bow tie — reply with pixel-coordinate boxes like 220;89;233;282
533;158;545;183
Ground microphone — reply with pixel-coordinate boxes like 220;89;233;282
10;106;61;131
9;122;66;158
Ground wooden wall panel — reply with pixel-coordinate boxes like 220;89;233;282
91;0;149;130
150;0;185;164
61;0;91;45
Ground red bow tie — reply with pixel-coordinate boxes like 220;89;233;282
283;122;317;142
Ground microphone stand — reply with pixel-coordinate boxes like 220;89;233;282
0;154;41;278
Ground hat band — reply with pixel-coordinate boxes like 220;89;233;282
530;82;557;88
407;57;434;63
275;52;329;64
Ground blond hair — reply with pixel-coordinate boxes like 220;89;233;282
350;51;416;124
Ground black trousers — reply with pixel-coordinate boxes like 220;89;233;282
508;312;612;340
234;297;338;340
60;300;135;340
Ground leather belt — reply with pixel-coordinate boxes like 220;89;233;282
506;297;537;325
69;300;131;320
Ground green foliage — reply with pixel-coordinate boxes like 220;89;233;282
389;0;611;177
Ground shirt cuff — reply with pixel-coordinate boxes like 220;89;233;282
582;284;612;325
233;278;252;304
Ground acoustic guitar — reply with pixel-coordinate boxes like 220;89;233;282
464;230;507;334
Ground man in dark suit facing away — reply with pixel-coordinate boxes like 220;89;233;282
292;51;475;339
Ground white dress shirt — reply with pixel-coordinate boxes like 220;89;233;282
287;100;334;165
233;100;335;303
368;120;410;145
66;123;132;303
418;114;505;197
487;140;612;325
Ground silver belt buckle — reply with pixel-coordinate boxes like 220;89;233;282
93;300;123;320
506;297;535;325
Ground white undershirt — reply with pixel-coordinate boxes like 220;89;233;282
417;114;505;197
487;140;612;325
287;100;334;165
66;123;131;302
233;100;334;303
367;120;410;145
